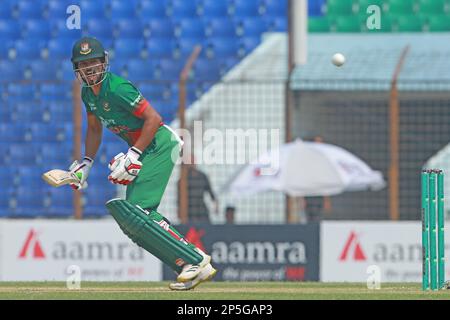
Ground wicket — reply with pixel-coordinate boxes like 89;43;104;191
421;169;445;291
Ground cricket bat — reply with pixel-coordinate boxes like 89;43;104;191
42;169;80;187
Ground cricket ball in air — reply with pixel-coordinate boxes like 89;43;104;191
332;53;345;67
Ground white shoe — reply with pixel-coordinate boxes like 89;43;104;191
176;249;211;283
169;264;217;291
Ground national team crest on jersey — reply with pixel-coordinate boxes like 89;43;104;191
80;42;92;55
103;102;111;111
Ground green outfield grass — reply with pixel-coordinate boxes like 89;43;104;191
0;282;449;300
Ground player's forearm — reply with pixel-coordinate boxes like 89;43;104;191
84;126;102;160
133;114;162;152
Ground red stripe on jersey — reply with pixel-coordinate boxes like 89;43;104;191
168;228;181;241
127;122;164;145
133;99;149;118
128;129;143;146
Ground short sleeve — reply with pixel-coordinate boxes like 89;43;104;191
112;82;149;118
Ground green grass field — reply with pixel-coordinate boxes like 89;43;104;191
0;282;449;300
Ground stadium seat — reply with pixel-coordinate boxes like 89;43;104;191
205;18;237;37
125;59;158;81
45;101;73;123
43;38;73;60
103;142;127;162
139;83;172;102
387;0;416;15
176;38;207;60
110;0;138;19
153;101;177;123
199;0;228;17
97;143;119;164
9;40;45;60
428;14;450;31
27;61;59;81
0;41;13;60
235;18;268;37
51;20;82;40
79;0;108;20
109;60;127;77
206;38;240;59
238;37;261;57
394;15;423;32
0;20;21;40
307;0;325;16
11;103;45;123
83;185;115;217
0;123;27;143
326;0;355;15
46;0;78;19
7;83;39;101
29;123;68;143
169;0;199;18
17;166;45;189
0;143;9;166
14;187;48;217
0;167;14;181
418;0;445;14
0;102;10;122
47;187;74;217
229;0;262;18
308;17;331;32
146;38;177;59
40;143;73;166
15;0;45;19
84;19;114;40
148;19;175;38
262;0;287;16
0;193;14;216
183;82;204;103
175;19;206;38
40;83;72;101
266;17;288;31
155;59;184;81
62;123;74;142
0;1;13;19
112;39;145;60
4;96;31;108
139;0;169;18
335;16;362;32
60;61;76;81
0;166;16;192
87;164;110;183
102;128;121;142
194;58;222;81
221;56;239;72
8;144;40;166
21;19;52;39
115;19;146;39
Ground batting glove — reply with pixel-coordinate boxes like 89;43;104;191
108;146;143;185
69;156;94;190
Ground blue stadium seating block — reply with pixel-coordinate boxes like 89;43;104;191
139;0;168;18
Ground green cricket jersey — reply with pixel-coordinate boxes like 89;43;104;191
82;72;183;210
81;72;160;147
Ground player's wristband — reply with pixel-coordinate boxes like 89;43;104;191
83;156;94;167
130;146;143;156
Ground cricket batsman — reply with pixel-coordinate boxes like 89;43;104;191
68;36;216;290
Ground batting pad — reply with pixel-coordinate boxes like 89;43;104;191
106;199;203;273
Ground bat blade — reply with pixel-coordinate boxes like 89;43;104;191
42;169;79;187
